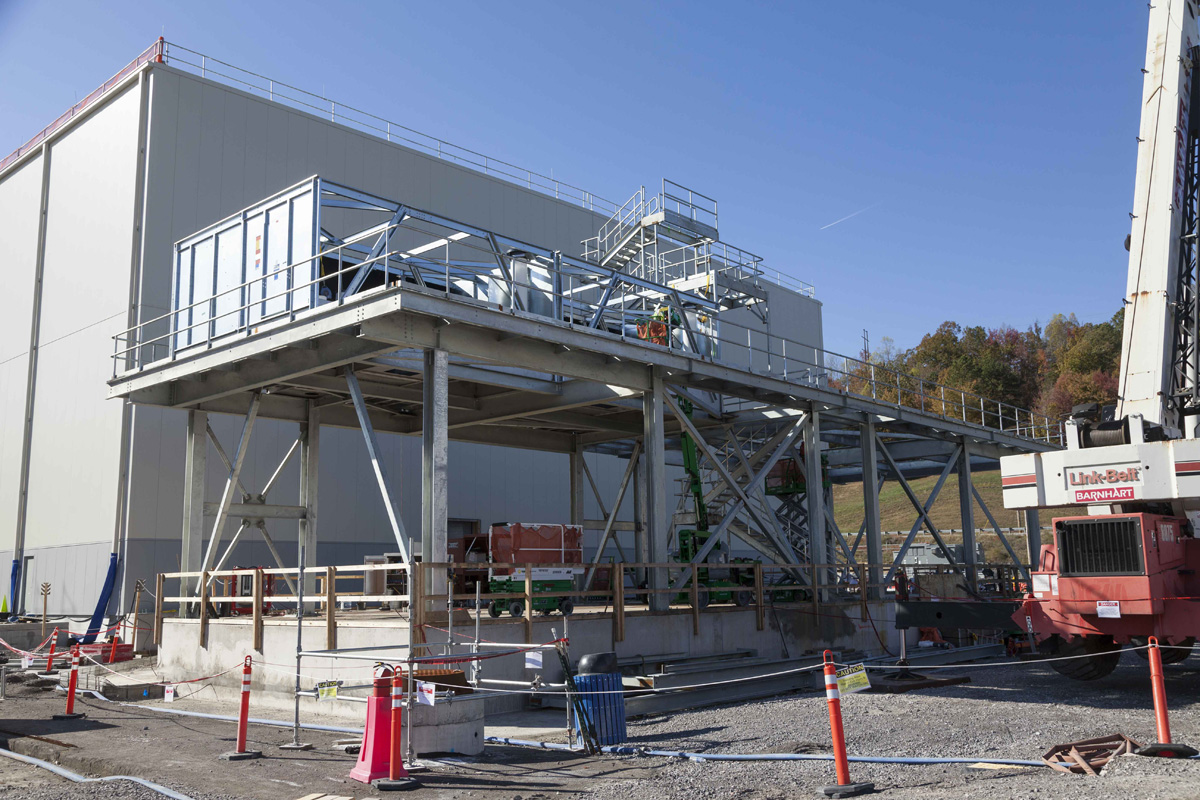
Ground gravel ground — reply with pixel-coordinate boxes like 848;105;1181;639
588;654;1200;800
3;652;1200;799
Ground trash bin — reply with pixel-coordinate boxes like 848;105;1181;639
573;652;625;746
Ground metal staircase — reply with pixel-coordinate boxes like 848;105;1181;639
582;180;766;314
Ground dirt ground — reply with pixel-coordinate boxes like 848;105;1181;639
1;653;1199;799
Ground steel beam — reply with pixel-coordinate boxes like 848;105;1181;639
570;439;585;528
203;503;307;519
299;401;320;604
643;372;670;612
860;421;883;599
346;371;408;561
803;412;828;595
957;439;978;591
181;410;208;601
422;349;449;595
1025;509;1042;568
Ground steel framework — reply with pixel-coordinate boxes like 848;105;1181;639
109;177;1058;610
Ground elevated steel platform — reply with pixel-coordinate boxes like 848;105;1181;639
108;177;1061;608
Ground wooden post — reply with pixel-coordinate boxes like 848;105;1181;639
252;569;264;652
131;580;144;654
523;563;534;644
754;563;765;632
689;569;700;635
326;565;337;650
613;565;625;643
199;571;210;649
40;583;50;638
154;573;165;646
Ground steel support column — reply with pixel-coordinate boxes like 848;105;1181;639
957;440;978;592
860;421;883;599
1025;509;1042;568
299;401;320;606
569;437;585;528
346;371;408;562
803;412;828;597
633;456;648;589
642;372;669;612
181;410;208;604
422;348;449;599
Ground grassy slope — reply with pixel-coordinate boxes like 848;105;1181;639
831;470;1078;562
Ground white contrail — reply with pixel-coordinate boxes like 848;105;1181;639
819;204;875;231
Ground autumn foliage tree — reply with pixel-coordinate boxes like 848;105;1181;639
834;309;1124;425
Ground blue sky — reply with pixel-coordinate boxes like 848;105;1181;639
0;1;1147;356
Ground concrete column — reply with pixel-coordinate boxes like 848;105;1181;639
299;402;319;606
422;348;449;598
803;412;827;597
642;372;669;612
860;421;883;600
1025;509;1042;569
181;410;208;608
958;440;978;591
569;437;585;528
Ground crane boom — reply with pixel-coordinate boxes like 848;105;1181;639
1120;0;1200;435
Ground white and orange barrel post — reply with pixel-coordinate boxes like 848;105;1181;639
372;670;418;791
220;656;262;761
1135;637;1198;758
818;650;873;798
52;644;85;720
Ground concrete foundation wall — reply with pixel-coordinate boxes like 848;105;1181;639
159;603;897;719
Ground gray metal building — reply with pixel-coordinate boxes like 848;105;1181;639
0;42;825;616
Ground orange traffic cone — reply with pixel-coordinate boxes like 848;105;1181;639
349;666;397;784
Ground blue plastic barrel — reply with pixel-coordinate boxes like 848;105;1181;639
573;672;626;746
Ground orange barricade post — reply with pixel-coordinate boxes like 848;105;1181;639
350;666;397;784
107;635;120;664
818;651;874;798
1135;637;1198;758
40;635;58;676
220;656;262;761
52;645;85;720
372;671;419;792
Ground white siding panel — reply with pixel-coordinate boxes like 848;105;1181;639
0;154;44;548
24;83;142;550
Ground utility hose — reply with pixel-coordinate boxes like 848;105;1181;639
484;735;1049;767
0;746;196;800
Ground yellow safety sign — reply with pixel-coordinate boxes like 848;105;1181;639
835;663;871;695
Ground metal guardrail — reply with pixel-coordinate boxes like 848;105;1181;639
109;181;1063;445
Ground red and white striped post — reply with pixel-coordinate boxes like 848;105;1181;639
372;671;418;791
1135;637;1198;758
818;650;873;798
220;656;262;761
52;644;85;720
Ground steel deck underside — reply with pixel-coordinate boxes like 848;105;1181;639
110;283;1057;466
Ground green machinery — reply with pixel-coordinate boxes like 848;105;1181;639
673;398;757;606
